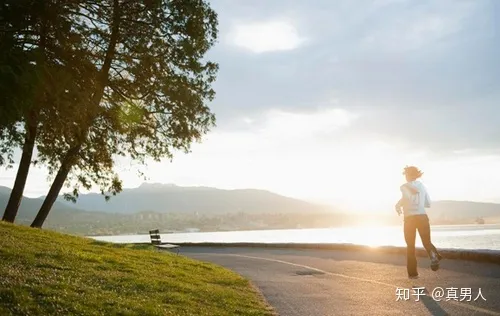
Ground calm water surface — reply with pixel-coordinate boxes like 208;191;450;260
91;224;500;251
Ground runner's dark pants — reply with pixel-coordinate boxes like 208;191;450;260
404;214;439;276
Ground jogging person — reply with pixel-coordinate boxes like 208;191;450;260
395;166;442;279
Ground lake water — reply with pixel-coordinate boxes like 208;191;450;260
91;224;500;251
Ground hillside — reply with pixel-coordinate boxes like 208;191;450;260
1;185;340;235
53;183;333;214
431;200;500;222
0;186;103;222
0;186;124;234
53;183;500;224
0;221;274;315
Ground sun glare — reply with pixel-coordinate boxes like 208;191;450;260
310;142;406;213
354;219;386;228
353;225;397;247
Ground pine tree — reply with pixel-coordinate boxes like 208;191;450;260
30;0;218;227
1;0;87;222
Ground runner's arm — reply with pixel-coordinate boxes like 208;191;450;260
395;189;407;213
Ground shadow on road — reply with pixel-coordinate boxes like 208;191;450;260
412;285;450;316
420;295;449;316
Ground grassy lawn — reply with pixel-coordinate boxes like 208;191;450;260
0;221;275;316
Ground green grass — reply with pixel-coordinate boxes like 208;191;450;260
0;221;275;316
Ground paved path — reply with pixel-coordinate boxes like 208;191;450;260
181;247;500;316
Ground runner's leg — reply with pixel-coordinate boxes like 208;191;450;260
417;215;440;270
404;216;418;276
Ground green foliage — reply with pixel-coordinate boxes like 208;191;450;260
1;0;219;224
0;3;35;166
0;221;274;315
36;0;219;201
0;0;86;134
0;0;96;223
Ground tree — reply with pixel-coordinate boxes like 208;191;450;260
1;1;61;221
0;43;26;168
30;0;218;227
1;0;88;222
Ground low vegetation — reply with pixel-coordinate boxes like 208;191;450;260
0;222;274;315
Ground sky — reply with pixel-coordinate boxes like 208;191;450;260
1;0;500;212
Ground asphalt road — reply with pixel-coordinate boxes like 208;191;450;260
181;247;500;316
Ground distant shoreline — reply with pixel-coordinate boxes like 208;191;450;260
85;222;500;237
88;224;500;253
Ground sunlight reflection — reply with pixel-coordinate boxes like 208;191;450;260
92;224;500;250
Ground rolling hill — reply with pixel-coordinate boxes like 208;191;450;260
430;200;500;222
0;186;123;234
51;183;500;221
1;184;340;235
0;186;89;221
52;183;334;214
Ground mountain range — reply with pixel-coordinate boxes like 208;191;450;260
51;183;333;214
1;183;499;235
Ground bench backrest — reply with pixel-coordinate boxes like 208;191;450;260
149;229;161;245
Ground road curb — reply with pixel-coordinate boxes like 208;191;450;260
167;242;500;265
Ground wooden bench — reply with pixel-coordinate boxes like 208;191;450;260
149;229;180;254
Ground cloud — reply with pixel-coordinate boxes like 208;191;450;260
128;106;500;209
257;108;356;140
193;107;358;157
345;105;500;157
3;0;500;206
206;0;500;156
228;20;304;53
3;106;500;208
361;0;478;52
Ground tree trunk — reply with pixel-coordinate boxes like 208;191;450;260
30;0;121;228
3;1;48;223
30;146;80;228
2;121;37;222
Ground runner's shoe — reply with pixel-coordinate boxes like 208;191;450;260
430;252;440;271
